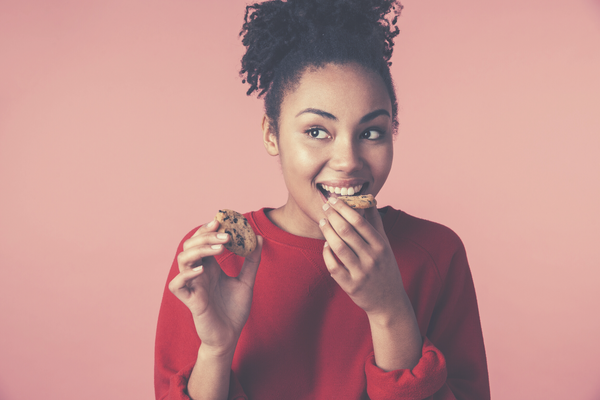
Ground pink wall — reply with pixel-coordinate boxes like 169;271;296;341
1;1;599;399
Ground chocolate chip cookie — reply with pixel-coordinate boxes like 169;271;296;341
214;209;257;257
337;194;377;209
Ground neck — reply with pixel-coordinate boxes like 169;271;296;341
266;197;325;240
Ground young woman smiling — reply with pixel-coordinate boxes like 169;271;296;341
155;1;489;399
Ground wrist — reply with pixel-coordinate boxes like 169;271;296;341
366;296;422;371
365;293;414;327
198;342;237;362
189;343;236;400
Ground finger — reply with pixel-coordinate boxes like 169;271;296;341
326;197;382;246
322;202;371;255
177;242;226;272
238;236;263;287
323;241;350;284
183;220;228;251
194;219;219;235
183;231;231;252
168;265;205;296
319;217;361;268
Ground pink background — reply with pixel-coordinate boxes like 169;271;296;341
1;0;599;399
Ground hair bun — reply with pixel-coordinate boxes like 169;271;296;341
240;0;401;96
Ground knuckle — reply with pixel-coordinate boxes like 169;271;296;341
168;277;179;293
354;271;368;285
372;240;387;252
178;250;201;268
326;263;338;274
362;256;376;271
329;242;344;254
332;242;348;257
183;235;202;250
370;243;383;255
337;224;353;237
348;214;363;226
346;282;360;296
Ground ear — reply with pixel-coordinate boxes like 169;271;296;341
262;115;279;156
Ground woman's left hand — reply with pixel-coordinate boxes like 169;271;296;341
319;197;406;317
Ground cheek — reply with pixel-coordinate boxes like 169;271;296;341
281;145;326;178
371;145;393;182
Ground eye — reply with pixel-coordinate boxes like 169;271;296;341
360;129;382;140
306;127;330;139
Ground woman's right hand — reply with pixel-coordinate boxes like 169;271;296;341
168;219;263;356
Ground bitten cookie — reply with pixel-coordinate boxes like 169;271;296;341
215;209;257;257
337;194;377;209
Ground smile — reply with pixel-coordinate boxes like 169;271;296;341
318;183;366;197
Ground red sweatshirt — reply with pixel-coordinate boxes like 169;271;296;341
155;207;489;399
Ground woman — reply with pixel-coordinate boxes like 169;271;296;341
155;0;489;399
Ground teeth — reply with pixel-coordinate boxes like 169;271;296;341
320;184;363;195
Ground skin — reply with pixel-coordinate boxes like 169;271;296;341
169;63;421;400
264;63;394;239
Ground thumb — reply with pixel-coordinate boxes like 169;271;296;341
238;235;263;287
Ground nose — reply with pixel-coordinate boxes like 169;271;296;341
329;136;363;173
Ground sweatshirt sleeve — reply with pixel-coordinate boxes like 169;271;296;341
154;229;249;400
364;238;490;400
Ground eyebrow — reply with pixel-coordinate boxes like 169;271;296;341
295;108;390;124
296;108;337;120
359;109;390;124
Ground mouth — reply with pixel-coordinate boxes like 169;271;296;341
317;182;369;200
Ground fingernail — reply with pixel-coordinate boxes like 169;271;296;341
211;244;222;250
193;265;203;272
322;203;330;211
319;218;326;227
207;220;217;228
324;241;329;248
216;233;229;240
329;197;338;204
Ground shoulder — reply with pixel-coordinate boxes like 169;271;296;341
385;207;463;249
382;206;468;280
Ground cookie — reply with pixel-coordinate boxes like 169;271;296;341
337;194;377;209
214;209;257;257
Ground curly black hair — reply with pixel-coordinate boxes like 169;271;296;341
240;0;402;133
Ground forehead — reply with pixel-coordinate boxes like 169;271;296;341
280;63;392;120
